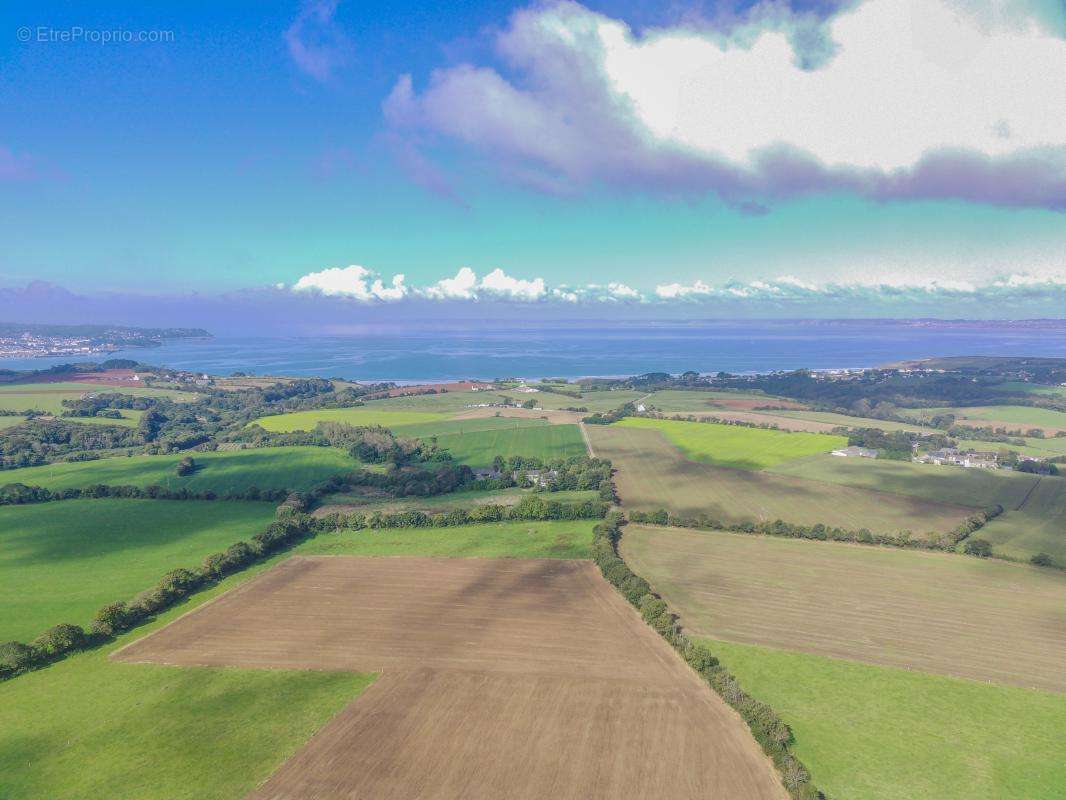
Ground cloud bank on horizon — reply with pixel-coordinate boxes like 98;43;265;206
386;0;1066;209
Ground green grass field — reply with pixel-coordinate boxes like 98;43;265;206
906;405;1066;431
0;382;193;414
701;638;1066;800
952;436;1066;458
0;446;358;494
61;409;145;428
0;555;373;800
252;406;449;432
365;391;507;412
993;381;1066;399
768;453;1040;509
390;415;551;438
317;486;599;516
588;425;971;535
642;389;800;412
0;415;26;429
772;410;936;433
616;417;847;470
980;477;1066;563
0;499;276;642
295;519;596;559
433;424;588;466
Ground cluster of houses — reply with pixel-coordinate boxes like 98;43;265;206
915;447;999;469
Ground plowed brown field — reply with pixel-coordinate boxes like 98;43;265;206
113;556;785;800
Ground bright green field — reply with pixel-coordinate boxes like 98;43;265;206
391;415;550;439
0;382;193;414
980;478;1066;563
366;391;507;412
62;409;145;428
433;424;587;466
952;436;1066;458
993;381;1066;399
0;446;358;494
0;499;275;642
295;519;596;559
701;638;1066;800
252;406;448;432
768;453;1040;509
616;417;846;470
0;556;373;800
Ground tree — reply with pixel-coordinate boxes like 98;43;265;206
176;455;196;476
963;538;993;558
1030;552;1054;567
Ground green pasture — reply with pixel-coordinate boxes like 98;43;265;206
251;406;449;432
616;417;846;470
317;486;599;515
768;453;1040;509
0;382;193;414
642;389;797;411
295;519;596;559
0;498;275;642
0;446;358;495
364;391;502;412
702;638;1066;800
0;416;26;430
0;555;373;800
980;478;1066;563
993;381;1066;399
771;410;936;433
62;409;145;428
433;424;587;466
907;405;1066;431
391;415;550;439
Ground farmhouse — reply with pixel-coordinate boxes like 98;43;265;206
830;445;878;458
916;448;999;469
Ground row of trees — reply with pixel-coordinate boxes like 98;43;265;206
590;514;822;800
629;505;1005;555
0;481;291;506
0;513;315;681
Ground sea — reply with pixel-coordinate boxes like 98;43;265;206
3;320;1066;382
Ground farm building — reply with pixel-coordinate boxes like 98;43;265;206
916;448;999;469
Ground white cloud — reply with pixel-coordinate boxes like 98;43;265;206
387;0;1066;208
424;266;479;299
607;282;640;300
656;280;713;299
284;0;351;82
293;264;408;301
478;267;547;300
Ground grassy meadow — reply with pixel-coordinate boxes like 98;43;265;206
0;382;193;414
252;406;449;432
768;453;1040;509
906;405;1066;432
615;417;846;470
0;446;359;494
0;499;275;642
295;519;597;559
979;478;1066;563
588;424;970;534
433;424;588;465
316;486;599;516
621;524;1066;692
771;409;937;433
0;555;374;800
643;389;804;412
390;415;551;438
701;638;1066;800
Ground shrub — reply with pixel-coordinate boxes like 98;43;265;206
31;623;88;657
963;538;993;558
1030;552;1055;567
91;601;131;636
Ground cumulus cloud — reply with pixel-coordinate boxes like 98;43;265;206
386;0;1066;208
284;0;351;81
479;267;547;300
292;264;408;300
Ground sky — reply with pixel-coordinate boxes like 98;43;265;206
2;0;1066;326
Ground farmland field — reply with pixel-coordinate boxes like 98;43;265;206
115;556;786;799
315;486;599;517
0;556;374;800
616;417;846;470
588;425;971;535
771;410;937;433
390;414;551;438
433;423;588;465
296;519;599;559
979;477;1066;563
621;524;1066;691
252;406;449;431
61;409;144;427
643;389;806;412
0;381;193;414
993;381;1066;399
0;498;275;642
702;638;1066;800
365;390;506;412
768;453;1040;509
495;388;645;412
0;446;359;494
905;405;1066;433
0;415;26;429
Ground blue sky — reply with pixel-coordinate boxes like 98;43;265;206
2;0;1066;322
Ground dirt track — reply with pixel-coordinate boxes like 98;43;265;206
114;556;785;799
